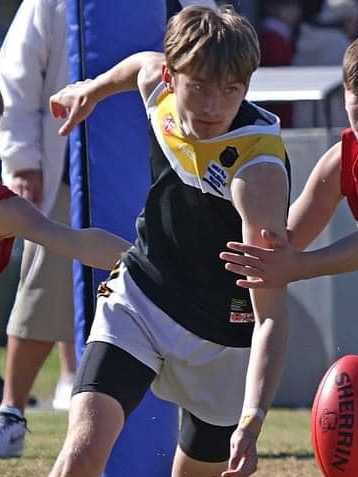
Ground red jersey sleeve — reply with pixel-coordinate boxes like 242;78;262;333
341;128;358;220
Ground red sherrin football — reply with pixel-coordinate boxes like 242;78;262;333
311;354;358;477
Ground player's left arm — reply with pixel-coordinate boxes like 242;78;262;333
220;143;343;291
223;162;289;477
0;195;131;269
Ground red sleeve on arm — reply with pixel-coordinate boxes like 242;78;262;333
341;128;358;220
0;184;17;274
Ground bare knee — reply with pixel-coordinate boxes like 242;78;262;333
49;392;125;477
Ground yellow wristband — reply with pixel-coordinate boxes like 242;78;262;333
238;414;263;438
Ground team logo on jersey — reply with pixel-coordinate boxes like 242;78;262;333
162;114;176;135
219;146;239;168
202;161;228;196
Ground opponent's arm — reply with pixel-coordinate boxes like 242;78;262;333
288;141;342;249
220;228;358;289
50;51;164;136
223;163;289;477
219;141;344;289
0;196;130;270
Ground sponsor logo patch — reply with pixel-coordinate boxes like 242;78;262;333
230;298;254;323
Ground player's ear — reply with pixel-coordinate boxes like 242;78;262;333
161;65;174;92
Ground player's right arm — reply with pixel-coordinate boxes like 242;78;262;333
50;51;164;136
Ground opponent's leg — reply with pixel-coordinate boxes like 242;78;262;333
171;410;235;477
2;336;53;411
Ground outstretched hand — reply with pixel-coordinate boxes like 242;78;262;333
219;229;297;288
221;428;258;477
49;79;97;136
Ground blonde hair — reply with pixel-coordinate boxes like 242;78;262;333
343;38;358;95
164;5;260;84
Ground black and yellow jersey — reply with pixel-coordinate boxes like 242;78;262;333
115;84;291;347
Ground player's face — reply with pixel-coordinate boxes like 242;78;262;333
171;71;247;140
345;89;358;137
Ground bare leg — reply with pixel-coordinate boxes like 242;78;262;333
171;446;227;477
57;342;76;379
48;392;125;477
53;341;77;410
2;336;53;412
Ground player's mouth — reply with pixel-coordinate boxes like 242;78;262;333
196;119;222;127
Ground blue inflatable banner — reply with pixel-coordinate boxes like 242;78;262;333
66;1;178;475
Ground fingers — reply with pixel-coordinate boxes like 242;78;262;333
50;100;68;119
51;95;81;136
58;114;79;136
219;251;266;282
20;187;42;207
235;278;266;289
220;251;262;269
222;434;258;477
226;241;270;256
49;82;94;136
219;246;268;288
225;261;262;277
221;455;258;476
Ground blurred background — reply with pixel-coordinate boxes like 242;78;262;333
0;0;327;46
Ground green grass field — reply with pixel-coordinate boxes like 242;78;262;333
0;348;323;477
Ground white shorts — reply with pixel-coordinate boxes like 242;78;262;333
88;264;251;426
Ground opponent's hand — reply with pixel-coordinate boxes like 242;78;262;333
220;229;297;289
222;428;258;477
10;169;43;207
49;79;97;136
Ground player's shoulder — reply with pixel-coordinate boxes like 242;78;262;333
137;52;165;102
319;140;342;171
